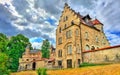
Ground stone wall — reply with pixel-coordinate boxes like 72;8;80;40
83;45;120;63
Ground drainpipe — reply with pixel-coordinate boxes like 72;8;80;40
79;21;84;63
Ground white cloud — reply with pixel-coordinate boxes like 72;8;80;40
106;32;120;46
0;0;120;48
31;42;42;49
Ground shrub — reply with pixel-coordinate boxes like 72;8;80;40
37;68;42;75
37;68;47;75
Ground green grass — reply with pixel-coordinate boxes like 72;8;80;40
79;62;108;67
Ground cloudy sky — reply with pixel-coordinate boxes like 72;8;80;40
0;0;120;49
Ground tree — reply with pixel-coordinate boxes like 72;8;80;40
0;53;10;75
6;34;32;72
41;39;50;58
0;33;8;52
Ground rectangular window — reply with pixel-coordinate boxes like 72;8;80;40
85;32;88;40
67;59;72;68
58;37;62;44
67;45;72;54
58;50;62;57
76;29;79;36
66;30;72;39
96;36;99;43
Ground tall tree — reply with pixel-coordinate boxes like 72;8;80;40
6;34;32;72
0;33;8;52
41;39;50;58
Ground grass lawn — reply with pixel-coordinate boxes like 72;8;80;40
11;64;120;75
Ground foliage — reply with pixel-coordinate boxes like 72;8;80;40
0;33;32;72
6;34;32;72
41;39;50;58
0;33;8;52
37;68;47;75
79;62;107;67
0;53;10;75
37;68;42;75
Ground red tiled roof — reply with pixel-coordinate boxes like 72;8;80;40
92;19;102;25
83;45;120;53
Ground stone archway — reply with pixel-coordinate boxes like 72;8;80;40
32;62;36;70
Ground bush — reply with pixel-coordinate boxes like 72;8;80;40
79;62;106;67
37;68;47;75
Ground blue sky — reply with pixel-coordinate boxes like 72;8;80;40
0;0;120;49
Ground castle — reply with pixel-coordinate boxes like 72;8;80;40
55;3;120;68
18;3;120;70
18;45;55;71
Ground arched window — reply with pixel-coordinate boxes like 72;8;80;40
76;29;79;36
85;45;90;51
91;46;95;50
85;32;88;40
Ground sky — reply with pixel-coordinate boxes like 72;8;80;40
0;0;120;49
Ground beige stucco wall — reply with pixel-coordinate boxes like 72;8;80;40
36;61;45;69
83;46;120;63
